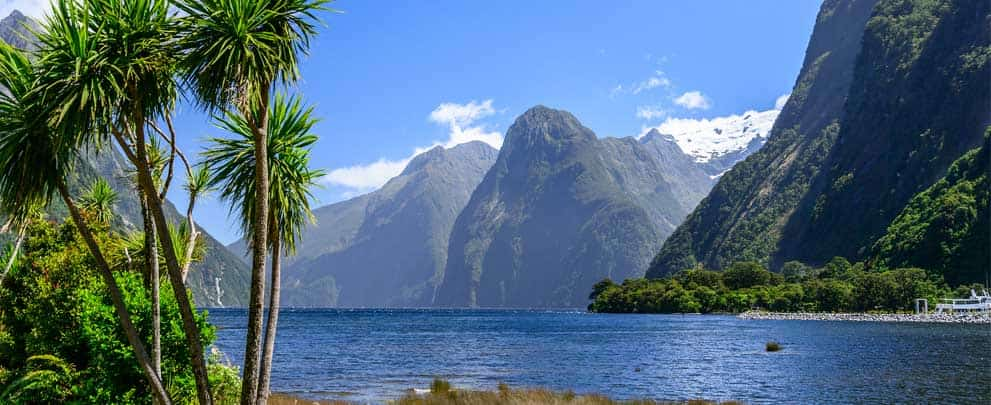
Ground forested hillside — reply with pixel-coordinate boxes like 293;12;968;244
649;0;989;283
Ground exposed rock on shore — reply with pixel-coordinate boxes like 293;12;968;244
739;311;991;324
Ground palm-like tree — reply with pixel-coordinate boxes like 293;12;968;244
0;30;173;405
30;1;215;402
177;1;327;402
203;94;322;403
79;178;119;225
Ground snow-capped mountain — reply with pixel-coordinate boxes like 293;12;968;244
647;109;779;177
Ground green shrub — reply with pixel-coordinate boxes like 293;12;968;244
431;378;452;394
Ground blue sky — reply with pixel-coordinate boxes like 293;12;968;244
10;0;823;244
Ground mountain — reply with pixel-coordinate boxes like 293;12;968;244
649;0;989;281
0;10;36;50
0;11;249;306
872;133;989;286
436;106;713;307
81;149;250;307
263;141;499;307
653;109;779;177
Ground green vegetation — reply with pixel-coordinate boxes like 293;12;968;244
0;218;239;404
872;134;990;286
649;0;989;282
591;259;956;314
0;0;329;402
395;379;739;405
202;94;323;405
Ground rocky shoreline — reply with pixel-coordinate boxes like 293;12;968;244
739;311;991;324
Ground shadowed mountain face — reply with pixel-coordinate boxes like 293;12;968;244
435;106;712;307
259;141;500;307
649;0;989;280
0;11;249;306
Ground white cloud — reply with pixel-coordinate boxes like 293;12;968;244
775;93;790;110
321;100;503;196
674;91;711;110
0;1;50;19
321;158;409;191
636;105;668;120
632;71;671;94
428;99;503;149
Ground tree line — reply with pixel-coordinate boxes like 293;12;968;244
0;0;328;404
588;258;983;314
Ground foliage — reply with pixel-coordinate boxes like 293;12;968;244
590;260;953;314
176;0;329;112
202;94;323;253
79;178;119;225
394;380;737;405
872;134;990;286
648;0;989;282
0;219;237;403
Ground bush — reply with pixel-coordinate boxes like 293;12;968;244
0;220;222;403
431;378;452;394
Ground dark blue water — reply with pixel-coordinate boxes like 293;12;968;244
208;308;991;403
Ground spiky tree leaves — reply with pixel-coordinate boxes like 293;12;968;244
79;178;119;224
176;0;327;113
203;94;322;403
177;2;328;403
204;94;321;248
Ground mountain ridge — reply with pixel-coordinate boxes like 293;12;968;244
436;106;712;307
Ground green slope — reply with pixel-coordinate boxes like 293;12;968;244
872;132;990;286
649;0;989;280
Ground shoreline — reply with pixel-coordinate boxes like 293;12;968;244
739;311;991;324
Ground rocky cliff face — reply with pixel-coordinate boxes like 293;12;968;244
269;141;498;307
649;0;989;279
436;106;712;307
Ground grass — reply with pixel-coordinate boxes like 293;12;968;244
268;393;349;405
391;379;741;405
765;341;782;352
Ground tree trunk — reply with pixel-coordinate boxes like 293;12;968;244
142;194;162;377
241;85;272;405
180;193;199;283
0;223;25;286
257;225;281;405
122;119;213;405
56;179;172;405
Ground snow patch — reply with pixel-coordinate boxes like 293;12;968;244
643;109;779;163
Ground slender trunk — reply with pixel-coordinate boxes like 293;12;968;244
122;115;213;405
142;195;162;377
241;85;272;405
56;179;172;405
180;193;198;283
0;223;25;286
257;225;281;405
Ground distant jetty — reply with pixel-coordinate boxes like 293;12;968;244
739;311;991;324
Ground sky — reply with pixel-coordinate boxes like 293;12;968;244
7;0;823;244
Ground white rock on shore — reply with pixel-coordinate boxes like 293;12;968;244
738;311;991;324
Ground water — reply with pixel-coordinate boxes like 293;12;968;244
209;308;991;403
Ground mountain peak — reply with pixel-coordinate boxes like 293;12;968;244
401;141;497;176
505;105;594;149
640;128;677;145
